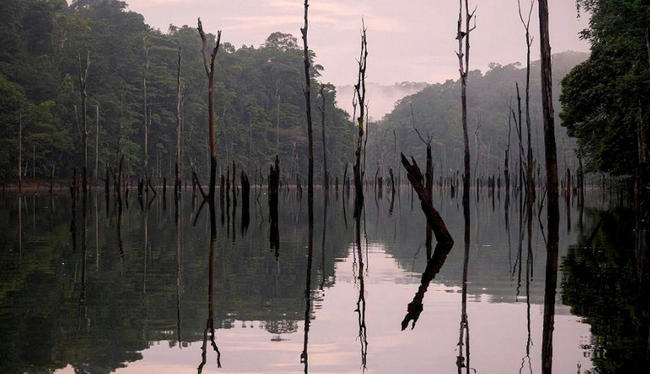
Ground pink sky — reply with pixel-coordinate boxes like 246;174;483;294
125;0;590;85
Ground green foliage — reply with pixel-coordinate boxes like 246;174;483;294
0;0;355;182
561;0;650;176
371;52;586;178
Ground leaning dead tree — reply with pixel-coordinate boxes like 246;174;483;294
353;22;368;218
538;0;560;373
401;154;453;246
197;19;222;203
456;0;476;206
400;151;454;330
78;50;90;196
410;104;436;256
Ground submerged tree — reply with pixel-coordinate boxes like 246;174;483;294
142;36;151;186
456;0;476;207
518;0;535;202
300;0;314;210
197;19;222;203
318;84;330;191
175;46;183;198
353;22;368;218
538;0;560;373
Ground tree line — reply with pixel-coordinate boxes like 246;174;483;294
0;0;355;185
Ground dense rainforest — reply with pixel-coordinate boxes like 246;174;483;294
0;0;355;184
368;51;588;181
561;0;650;177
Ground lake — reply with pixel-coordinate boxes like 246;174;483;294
0;185;646;373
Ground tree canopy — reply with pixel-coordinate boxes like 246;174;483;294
560;0;650;176
0;0;355;182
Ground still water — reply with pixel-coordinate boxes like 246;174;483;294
0;186;646;373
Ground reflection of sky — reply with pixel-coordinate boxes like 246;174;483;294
124;0;590;86
57;243;592;373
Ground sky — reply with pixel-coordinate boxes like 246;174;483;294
125;0;590;86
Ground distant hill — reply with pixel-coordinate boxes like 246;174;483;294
337;82;429;121
366;51;589;178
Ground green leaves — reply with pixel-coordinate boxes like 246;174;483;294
561;0;649;176
0;0;356;181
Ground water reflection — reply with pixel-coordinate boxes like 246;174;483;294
0;185;634;373
561;206;649;373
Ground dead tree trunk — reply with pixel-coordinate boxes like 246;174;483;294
269;156;280;253
50;165;55;195
515;83;524;195
400;149;454;330
318;85;329;191
143;37;151;186
78;51;90;198
456;0;476;210
505;109;512;196
241;171;250;234
353;23;368;218
401;153;453;245
175;47;183;199
18;112;22;194
231;161;237;222
95;105;99;184
538;1;560;373
518;0;535;202
300;0;315;222
197;19;222;203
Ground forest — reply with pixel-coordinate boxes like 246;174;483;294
0;0;355;184
368;51;587;180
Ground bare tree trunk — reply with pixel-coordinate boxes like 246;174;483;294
456;0;476;211
455;4;476;370
95;105;99;184
241;171;250;234
269;156;280;253
18;112;22;193
353;23;368;218
401;153;453;245
318;85;329;191
300;0;314;216
276;88;280;156
197;19;222;203
175;47;183;198
518;0;535;202
32;145;35;179
538;1;560;373
516;83;524;194
143;37;151;185
78;51;90;198
505;110;512;196
400;148;454;330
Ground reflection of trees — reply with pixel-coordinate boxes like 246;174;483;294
562;208;649;373
354;209;368;370
0;193;351;373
